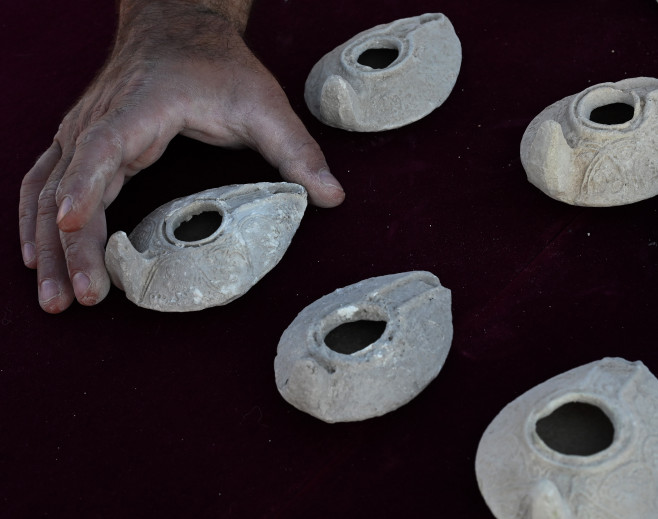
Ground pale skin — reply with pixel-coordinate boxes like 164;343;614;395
19;0;345;314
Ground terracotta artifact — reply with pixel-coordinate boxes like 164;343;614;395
476;357;658;519
520;77;658;206
304;13;461;132
105;182;307;312
274;271;453;423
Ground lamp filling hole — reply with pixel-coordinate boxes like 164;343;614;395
324;320;387;355
358;48;399;69
174;211;222;242
535;402;614;456
588;102;634;125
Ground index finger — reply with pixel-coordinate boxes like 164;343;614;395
54;108;179;233
54;120;124;233
241;86;345;208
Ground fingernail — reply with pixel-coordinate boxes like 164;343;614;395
318;168;344;191
22;242;36;265
39;279;61;303
72;272;91;298
56;196;73;224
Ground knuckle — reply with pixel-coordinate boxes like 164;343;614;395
62;240;85;264
57;110;81;143
291;137;320;155
87;105;109;125
76;120;124;156
21;169;44;194
34;247;61;271
61;230;105;269
59;110;77;132
37;180;61;211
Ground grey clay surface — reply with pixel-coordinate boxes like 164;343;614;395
274;271;453;423
105;182;307;312
476;358;658;519
521;77;658;206
304;13;461;132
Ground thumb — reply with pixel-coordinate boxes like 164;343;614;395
275;135;345;209
245;94;345;208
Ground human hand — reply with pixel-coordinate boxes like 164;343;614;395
19;0;345;314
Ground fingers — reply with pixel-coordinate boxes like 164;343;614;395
243;88;345;208
55;125;123;232
21;88;178;312
19;143;62;268
34;157;76;313
23;121;120;312
54;120;125;232
60;208;111;307
19;28;344;316
31;148;115;313
56;105;178;232
34;207;110;313
275;132;346;209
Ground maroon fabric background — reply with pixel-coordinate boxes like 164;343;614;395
2;1;658;517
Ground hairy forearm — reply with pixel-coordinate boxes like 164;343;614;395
112;0;255;63
122;0;252;30
119;0;253;31
191;0;253;29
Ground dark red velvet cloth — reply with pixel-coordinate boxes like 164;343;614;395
2;1;658;517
